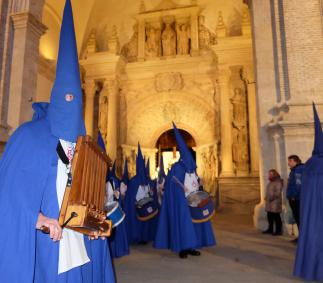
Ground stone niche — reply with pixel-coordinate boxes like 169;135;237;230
121;0;216;62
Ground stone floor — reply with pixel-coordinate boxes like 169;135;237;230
114;214;301;283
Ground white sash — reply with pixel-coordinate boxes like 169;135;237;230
57;140;90;274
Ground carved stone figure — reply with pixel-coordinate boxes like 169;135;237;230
176;22;190;55
145;25;160;58
198;15;216;50
162;23;176;56
121;24;138;62
231;87;249;174
99;95;108;142
231;88;247;126
155;72;183;92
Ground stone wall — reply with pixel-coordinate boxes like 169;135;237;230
251;0;323;229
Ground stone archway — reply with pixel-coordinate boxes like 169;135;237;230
155;128;196;174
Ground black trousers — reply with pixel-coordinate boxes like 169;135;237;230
267;212;282;233
289;199;300;229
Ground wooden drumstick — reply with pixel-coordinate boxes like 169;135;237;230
172;176;189;193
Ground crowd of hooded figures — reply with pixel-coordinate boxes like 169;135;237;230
102;121;216;261
0;0;322;282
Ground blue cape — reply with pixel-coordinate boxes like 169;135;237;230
0;107;115;282
124;175;159;244
107;175;129;259
154;161;216;252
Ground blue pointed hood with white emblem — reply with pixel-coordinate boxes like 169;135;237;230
47;0;85;142
172;122;196;172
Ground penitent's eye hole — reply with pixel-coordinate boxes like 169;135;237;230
65;93;74;102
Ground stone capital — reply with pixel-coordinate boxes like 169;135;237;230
83;80;97;98
11;12;47;37
243;65;255;82
103;78;119;96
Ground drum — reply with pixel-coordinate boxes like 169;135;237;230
106;201;125;228
135;197;159;221
186;191;215;223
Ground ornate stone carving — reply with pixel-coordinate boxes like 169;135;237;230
84;29;97;59
198;15;216;50
145;25;161;58
162;22;176;56
231;87;249;175
121;24;138;62
162;102;180;122
216;11;227;38
176;22;190;55
108;25;120;54
199;145;218;195
155;72;184;92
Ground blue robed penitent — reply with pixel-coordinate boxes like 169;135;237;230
154;123;216;253
294;104;323;281
124;144;159;244
108;164;130;258
0;1;115;281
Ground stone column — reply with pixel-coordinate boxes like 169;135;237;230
244;65;260;176
218;67;234;176
83;79;97;137
105;79;119;161
190;12;199;56
7;12;46;132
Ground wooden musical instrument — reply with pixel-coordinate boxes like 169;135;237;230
58;135;112;237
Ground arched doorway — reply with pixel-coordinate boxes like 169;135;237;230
155;128;196;173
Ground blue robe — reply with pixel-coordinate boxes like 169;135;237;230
0;115;115;282
154;161;216;253
124;176;159;244
294;155;323;281
108;177;129;258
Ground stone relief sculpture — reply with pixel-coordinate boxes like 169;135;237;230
121;24;138;62
176;22;190;55
198;15;216;50
231;88;249;174
162;22;176;56
155;72;183;92
99;95;108;142
145;25;161;58
199;145;218;195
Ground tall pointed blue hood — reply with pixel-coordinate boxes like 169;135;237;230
122;159;129;184
158;155;166;184
136;143;147;184
146;158;150;179
172;122;196;172
312;103;323;156
48;0;85;142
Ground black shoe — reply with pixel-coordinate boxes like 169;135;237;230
188;249;201;256
262;229;273;234
179;251;188;259
138;241;148;245
272;231;282;236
